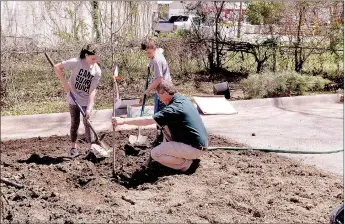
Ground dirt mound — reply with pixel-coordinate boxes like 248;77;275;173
1;130;343;223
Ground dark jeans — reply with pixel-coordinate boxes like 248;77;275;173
154;93;166;141
69;104;91;143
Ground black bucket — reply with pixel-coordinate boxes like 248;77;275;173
213;82;230;99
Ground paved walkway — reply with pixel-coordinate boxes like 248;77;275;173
1;94;343;176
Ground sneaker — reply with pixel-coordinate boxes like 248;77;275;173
184;159;201;175
69;148;80;158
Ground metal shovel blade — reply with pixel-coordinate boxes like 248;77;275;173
128;127;148;146
137;134;148;145
90;143;110;158
128;135;138;145
114;97;122;109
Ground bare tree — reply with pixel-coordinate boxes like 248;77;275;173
92;1;101;42
280;1;340;73
186;1;229;72
246;1;284;72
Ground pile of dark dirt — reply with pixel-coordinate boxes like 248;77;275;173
0;130;343;223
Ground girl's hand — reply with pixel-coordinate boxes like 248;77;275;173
85;107;93;119
63;83;71;93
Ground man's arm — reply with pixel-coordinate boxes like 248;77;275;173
112;116;156;127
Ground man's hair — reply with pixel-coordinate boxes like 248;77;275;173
156;80;177;95
141;39;156;50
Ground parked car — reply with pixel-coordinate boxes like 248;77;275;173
154;15;201;34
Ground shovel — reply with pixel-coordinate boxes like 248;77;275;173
128;66;150;146
45;53;111;158
113;65;123;110
69;93;111;158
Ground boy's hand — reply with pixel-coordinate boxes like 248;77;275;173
144;89;150;96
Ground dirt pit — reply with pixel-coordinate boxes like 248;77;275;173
1;129;343;223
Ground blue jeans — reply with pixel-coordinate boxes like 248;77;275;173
154;93;165;114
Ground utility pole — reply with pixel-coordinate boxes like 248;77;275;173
237;2;242;38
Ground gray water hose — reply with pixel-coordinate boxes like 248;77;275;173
206;147;343;154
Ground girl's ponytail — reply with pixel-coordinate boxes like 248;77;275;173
79;44;98;59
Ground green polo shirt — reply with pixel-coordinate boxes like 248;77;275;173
153;93;208;148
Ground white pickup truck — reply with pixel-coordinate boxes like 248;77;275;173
154;15;201;34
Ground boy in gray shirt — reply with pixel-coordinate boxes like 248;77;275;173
141;39;171;113
54;44;101;157
141;39;172;144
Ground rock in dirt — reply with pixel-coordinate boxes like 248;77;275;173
121;195;135;205
64;219;74;224
305;204;313;210
4;211;13;221
290;197;300;203
12;193;26;202
29;190;39;199
74;175;95;187
253;210;263;218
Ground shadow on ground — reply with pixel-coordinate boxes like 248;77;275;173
17;153;71;165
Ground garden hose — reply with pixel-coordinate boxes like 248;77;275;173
206;146;343;154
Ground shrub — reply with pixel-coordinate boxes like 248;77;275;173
241;71;331;99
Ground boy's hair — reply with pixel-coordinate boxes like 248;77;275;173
80;44;98;59
141;39;156;50
156;80;177;95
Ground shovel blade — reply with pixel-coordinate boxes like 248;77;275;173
90;144;110;158
128;135;138;145
114;98;122;109
128;134;148;146
137;135;148;145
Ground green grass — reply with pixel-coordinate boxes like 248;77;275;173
2;100;68;116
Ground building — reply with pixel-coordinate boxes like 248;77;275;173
1;1;154;47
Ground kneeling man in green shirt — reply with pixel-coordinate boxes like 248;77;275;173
112;80;208;174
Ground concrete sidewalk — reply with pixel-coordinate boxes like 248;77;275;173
1;94;344;176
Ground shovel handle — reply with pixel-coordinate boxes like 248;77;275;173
45;52;54;67
70;92;100;143
70;93;86;118
140;66;151;117
140;94;147;117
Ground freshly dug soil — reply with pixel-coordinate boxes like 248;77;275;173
0;129;343;223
